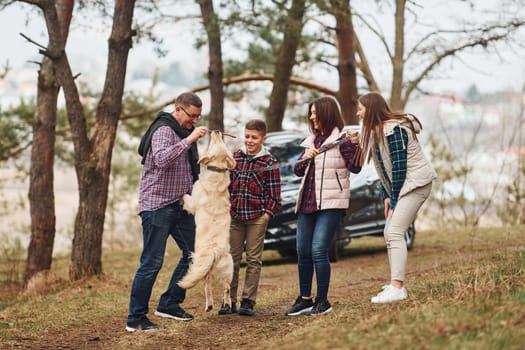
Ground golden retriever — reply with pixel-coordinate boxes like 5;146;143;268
177;130;236;312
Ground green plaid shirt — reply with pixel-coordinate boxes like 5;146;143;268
376;126;408;210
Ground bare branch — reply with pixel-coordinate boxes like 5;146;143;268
402;27;523;106
120;73;336;121
355;34;379;92
353;12;393;62
19;32;47;51
317;57;338;69
0;142;32;162
407;20;525;61
476;93;525;223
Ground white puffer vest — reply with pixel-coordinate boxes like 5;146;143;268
295;127;351;212
372;115;437;199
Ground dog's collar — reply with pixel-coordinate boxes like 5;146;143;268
204;165;230;173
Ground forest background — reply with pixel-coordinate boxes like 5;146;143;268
0;0;524;291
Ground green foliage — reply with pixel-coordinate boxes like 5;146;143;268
0;237;24;287
466;84;481;104
221;1;318;79
496;153;525;225
0;99;35;163
425;134;478;227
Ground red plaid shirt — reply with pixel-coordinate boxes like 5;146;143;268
229;148;282;221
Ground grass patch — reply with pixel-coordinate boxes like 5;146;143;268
0;225;524;349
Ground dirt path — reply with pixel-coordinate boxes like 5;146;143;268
1;240;511;350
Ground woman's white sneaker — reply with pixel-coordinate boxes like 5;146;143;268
371;285;408;303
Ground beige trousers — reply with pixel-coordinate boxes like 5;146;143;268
229;215;269;304
384;183;432;282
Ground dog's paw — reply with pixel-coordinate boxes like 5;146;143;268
181;194;191;207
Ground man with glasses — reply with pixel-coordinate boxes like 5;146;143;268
127;92;208;332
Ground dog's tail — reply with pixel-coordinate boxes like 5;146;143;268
177;251;216;289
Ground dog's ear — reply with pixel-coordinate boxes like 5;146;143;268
226;156;236;170
198;154;215;165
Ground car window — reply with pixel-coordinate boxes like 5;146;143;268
265;133;306;178
268;143;303;177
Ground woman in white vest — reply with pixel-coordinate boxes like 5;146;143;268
285;96;361;316
357;92;437;303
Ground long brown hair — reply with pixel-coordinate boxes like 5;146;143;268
307;96;345;135
357;92;421;165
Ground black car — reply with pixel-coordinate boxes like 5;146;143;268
264;131;415;261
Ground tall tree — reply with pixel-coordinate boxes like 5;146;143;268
326;0;358;124
266;0;306;131
198;0;224;131
20;0;137;279
25;0;73;286
68;1;136;279
353;0;525;110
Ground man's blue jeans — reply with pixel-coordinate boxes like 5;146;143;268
128;202;195;322
296;209;344;300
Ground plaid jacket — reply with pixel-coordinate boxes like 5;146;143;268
229;147;282;221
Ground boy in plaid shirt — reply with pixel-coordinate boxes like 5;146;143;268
218;119;281;316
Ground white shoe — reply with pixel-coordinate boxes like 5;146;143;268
370;285;408;303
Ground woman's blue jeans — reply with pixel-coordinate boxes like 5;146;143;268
128;202;195;321
296;209;344;300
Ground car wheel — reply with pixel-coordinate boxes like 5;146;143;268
328;237;340;262
405;223;416;250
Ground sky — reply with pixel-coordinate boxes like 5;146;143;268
1;1;524;101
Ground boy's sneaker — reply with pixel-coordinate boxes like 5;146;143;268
218;302;238;315
238;299;255;316
370;285;408;303
125;317;159;332
309;299;332;316
155;304;194;321
285;296;314;316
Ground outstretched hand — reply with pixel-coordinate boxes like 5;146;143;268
187;126;209;144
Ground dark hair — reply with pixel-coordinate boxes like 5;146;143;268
357;92;421;165
176;92;202;108
307;96;344;134
245;119;267;135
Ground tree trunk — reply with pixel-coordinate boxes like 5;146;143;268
26;57;58;285
34;0;135;280
331;0;358;125
69;0;136;280
25;0;73;286
390;0;406;111
199;0;224;132
266;0;306;132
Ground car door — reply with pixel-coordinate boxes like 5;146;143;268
343;164;385;236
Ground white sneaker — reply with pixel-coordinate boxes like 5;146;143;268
370;285;408;303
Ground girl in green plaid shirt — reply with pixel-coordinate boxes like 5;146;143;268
357;92;437;304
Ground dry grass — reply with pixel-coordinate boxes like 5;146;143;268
0;225;524;349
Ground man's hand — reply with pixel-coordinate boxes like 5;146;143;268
187;126;208;144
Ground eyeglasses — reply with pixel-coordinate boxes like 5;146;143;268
178;105;201;120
